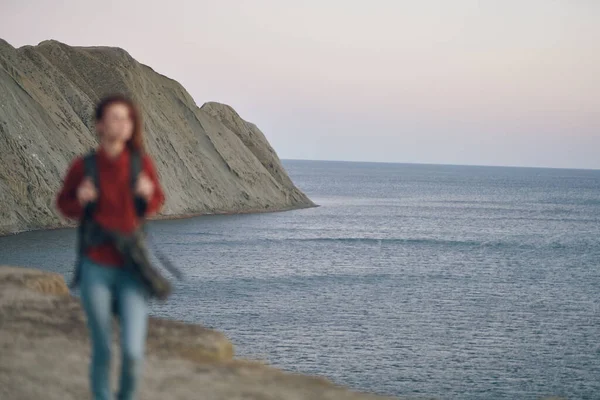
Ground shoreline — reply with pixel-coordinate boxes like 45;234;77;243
0;265;402;400
0;202;319;238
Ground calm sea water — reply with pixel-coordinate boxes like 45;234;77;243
2;160;600;399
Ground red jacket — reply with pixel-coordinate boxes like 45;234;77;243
56;147;165;267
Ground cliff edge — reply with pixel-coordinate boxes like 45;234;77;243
0;265;411;400
0;39;314;235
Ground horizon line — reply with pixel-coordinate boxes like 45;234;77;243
280;158;600;172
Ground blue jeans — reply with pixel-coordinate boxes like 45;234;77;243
80;257;149;400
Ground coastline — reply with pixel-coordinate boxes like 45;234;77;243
0;202;319;237
0;264;406;400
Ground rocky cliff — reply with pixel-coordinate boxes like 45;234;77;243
0;39;314;235
0;265;408;400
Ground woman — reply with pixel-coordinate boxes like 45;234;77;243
57;95;165;400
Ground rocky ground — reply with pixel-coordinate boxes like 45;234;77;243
0;265;419;400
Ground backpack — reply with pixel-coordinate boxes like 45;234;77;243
82;149;146;218
71;149;181;300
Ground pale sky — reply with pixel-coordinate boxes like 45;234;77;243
2;0;599;169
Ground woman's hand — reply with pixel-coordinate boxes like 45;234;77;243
135;172;155;201
76;178;98;206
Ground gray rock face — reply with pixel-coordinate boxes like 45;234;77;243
0;39;314;235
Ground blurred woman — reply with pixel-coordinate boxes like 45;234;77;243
57;95;165;400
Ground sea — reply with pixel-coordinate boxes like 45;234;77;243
1;160;600;400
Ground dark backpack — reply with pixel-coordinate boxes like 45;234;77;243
71;149;181;300
82;149;146;218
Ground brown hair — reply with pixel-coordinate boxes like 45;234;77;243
95;94;144;152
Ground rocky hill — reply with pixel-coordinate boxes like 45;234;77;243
0;39;314;235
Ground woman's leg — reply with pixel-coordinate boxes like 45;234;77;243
116;271;149;400
80;259;117;400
